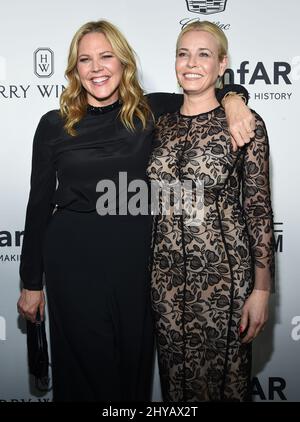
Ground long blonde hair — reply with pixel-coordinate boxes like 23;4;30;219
60;20;152;136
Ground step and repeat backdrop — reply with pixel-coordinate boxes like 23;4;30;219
0;0;299;402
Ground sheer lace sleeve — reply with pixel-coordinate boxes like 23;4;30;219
20;113;57;290
242;113;275;292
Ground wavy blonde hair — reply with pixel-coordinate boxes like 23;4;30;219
60;20;153;136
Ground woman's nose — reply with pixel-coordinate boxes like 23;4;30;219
187;55;199;69
91;59;104;72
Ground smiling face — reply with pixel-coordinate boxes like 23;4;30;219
77;32;123;107
176;30;227;97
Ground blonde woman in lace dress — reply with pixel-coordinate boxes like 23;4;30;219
148;21;275;402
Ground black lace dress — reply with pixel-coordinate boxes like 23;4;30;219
148;106;274;402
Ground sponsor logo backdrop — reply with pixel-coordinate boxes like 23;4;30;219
0;0;299;401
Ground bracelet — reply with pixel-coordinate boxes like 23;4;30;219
221;91;247;106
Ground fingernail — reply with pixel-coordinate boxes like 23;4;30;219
239;326;244;333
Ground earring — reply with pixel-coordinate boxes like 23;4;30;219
217;75;223;89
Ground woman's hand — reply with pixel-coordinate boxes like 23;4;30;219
17;288;45;323
222;94;256;151
240;289;270;344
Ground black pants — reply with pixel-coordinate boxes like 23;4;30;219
43;209;154;401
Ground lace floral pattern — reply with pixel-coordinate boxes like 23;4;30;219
147;106;274;401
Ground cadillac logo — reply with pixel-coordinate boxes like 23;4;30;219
186;0;227;15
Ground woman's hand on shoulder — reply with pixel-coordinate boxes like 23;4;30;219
222;94;256;151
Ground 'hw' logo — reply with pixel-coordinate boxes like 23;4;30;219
34;48;54;78
186;0;227;15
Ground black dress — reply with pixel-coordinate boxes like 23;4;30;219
19;94;183;401
148;107;275;402
19;88;249;401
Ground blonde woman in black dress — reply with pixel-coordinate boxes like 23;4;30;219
148;21;274;402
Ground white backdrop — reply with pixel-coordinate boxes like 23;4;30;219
0;0;299;402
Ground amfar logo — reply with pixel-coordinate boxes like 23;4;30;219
186;0;227;15
252;377;287;401
0;316;6;341
34;48;54;78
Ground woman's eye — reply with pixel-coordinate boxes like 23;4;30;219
102;55;113;59
178;52;187;57
199;52;209;57
79;58;89;62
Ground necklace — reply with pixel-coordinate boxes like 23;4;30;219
86;99;121;115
